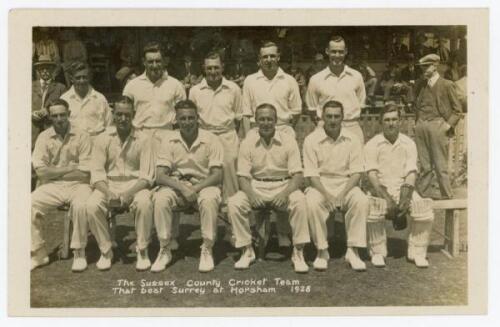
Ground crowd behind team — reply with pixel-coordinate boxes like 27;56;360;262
30;35;465;274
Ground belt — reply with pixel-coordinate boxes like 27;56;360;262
343;118;360;123
108;176;137;182
253;176;291;182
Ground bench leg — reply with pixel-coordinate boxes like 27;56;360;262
255;210;272;260
443;209;460;257
60;211;72;260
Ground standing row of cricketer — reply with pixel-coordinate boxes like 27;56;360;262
31;36;442;273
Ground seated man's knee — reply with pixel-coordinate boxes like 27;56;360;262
288;190;306;208
134;191;153;210
153;188;176;207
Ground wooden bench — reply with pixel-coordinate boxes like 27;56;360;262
432;198;467;258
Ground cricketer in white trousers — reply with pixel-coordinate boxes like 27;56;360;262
243;124;297;240
212;129;239;201
86;178;154;254
32;181;92;252
367;191;434;259
227;180;310;248
305;180;369;250
153;184;222;248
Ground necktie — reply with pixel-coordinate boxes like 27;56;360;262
41;81;49;108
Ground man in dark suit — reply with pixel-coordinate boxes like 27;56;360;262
32;54;66;148
414;54;462;199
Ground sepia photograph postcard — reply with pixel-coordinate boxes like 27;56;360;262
7;8;488;317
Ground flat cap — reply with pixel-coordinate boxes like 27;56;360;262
416;53;440;66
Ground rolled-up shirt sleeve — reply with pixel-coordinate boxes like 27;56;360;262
236;139;252;178
348;138;364;175
302;136;320;177
90;134;108;185
32;134;50;170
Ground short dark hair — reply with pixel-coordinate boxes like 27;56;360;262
255;103;277;120
380;103;401;121
143;42;162;58
47;98;70;113
70;61;90;76
260;41;280;54
174;99;198;112
204;51;223;64
329;35;346;45
113;95;134;109
322;100;344;117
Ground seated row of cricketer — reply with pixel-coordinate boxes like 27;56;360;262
31;97;434;274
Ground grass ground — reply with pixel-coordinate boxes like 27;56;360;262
31;206;467;308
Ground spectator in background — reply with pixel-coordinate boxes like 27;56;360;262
356;60;377;105
306;53;327;83
379;61;401;101
61;30;88;87
399;53;419;103
436;36;450;64
32;54;67;148
455;65;467;113
33;27;61;81
444;56;461;82
226;55;248;89
413;33;433;60
391;33;409;61
290;63;307;99
60;62;112;138
115;33;140;88
176;54;202;95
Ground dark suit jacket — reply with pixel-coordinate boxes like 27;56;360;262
32;80;66;112
415;76;462;127
32;80;66;147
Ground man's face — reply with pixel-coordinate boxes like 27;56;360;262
49;105;70;132
143;51;164;80
204;57;223;85
325;40;347;66
322;106;343;136
36;64;55;81
421;63;437;79
176;108;198;135
71;69;90;93
259;46;280;74
113;103;134;132
256;107;277;139
381;110;400;139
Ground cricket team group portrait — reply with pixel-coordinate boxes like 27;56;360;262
27;23;470;308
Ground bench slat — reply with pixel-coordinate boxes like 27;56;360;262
432;199;467;210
